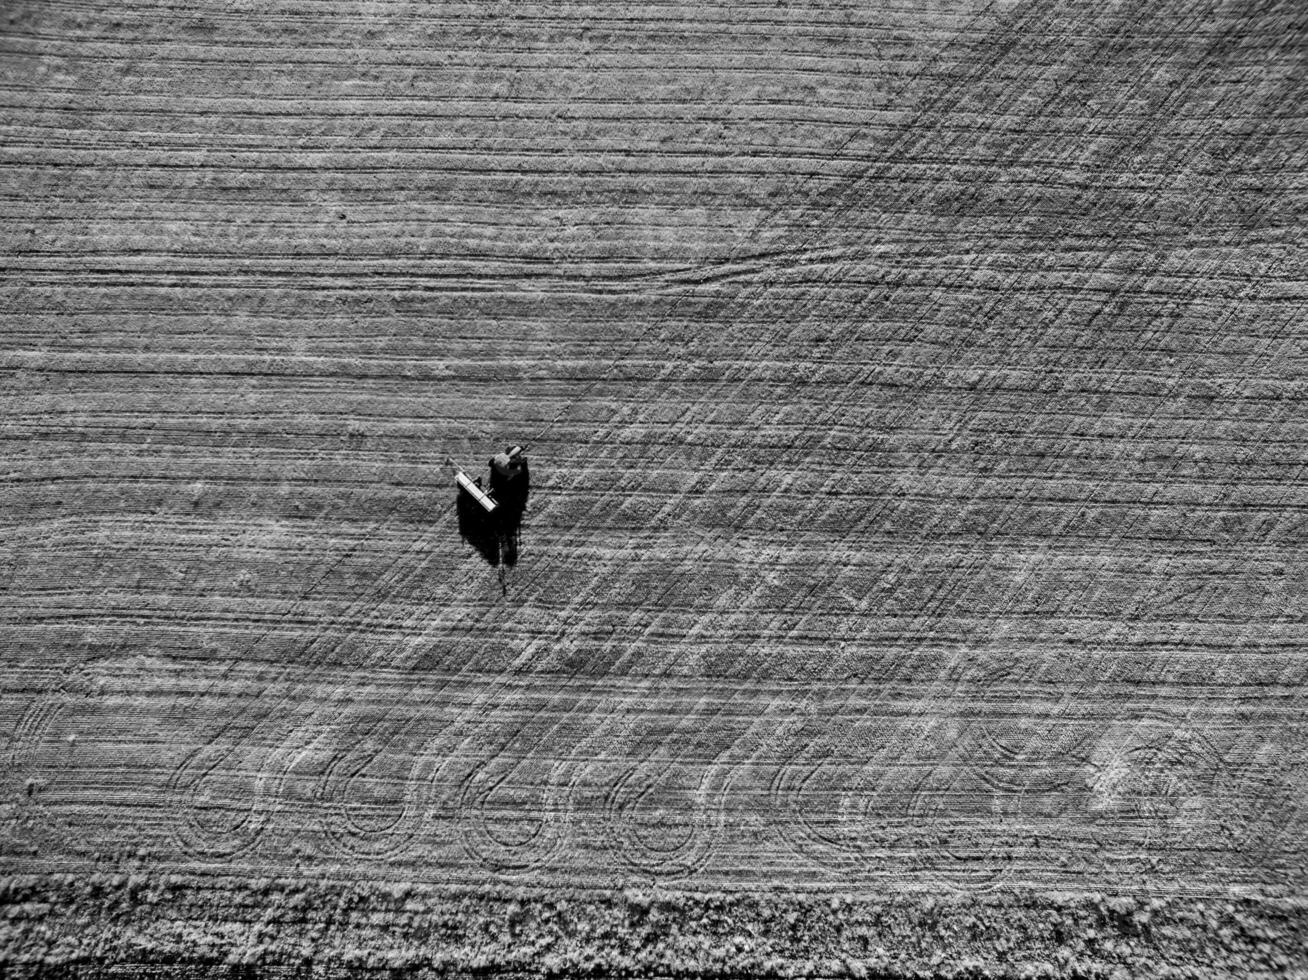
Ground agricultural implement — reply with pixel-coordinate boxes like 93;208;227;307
449;458;497;513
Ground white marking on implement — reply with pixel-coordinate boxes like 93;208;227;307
455;471;497;513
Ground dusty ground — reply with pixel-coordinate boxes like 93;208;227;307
2;0;1306;976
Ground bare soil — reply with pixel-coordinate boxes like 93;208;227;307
2;0;1305;976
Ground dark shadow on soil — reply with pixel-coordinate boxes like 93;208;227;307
457;483;502;567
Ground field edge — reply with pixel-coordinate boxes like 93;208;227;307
2;873;1305;978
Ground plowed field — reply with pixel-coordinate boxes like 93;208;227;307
2;0;1306;975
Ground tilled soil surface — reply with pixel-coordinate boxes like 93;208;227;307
2;0;1306;976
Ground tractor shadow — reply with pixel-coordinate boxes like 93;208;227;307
456;486;501;566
